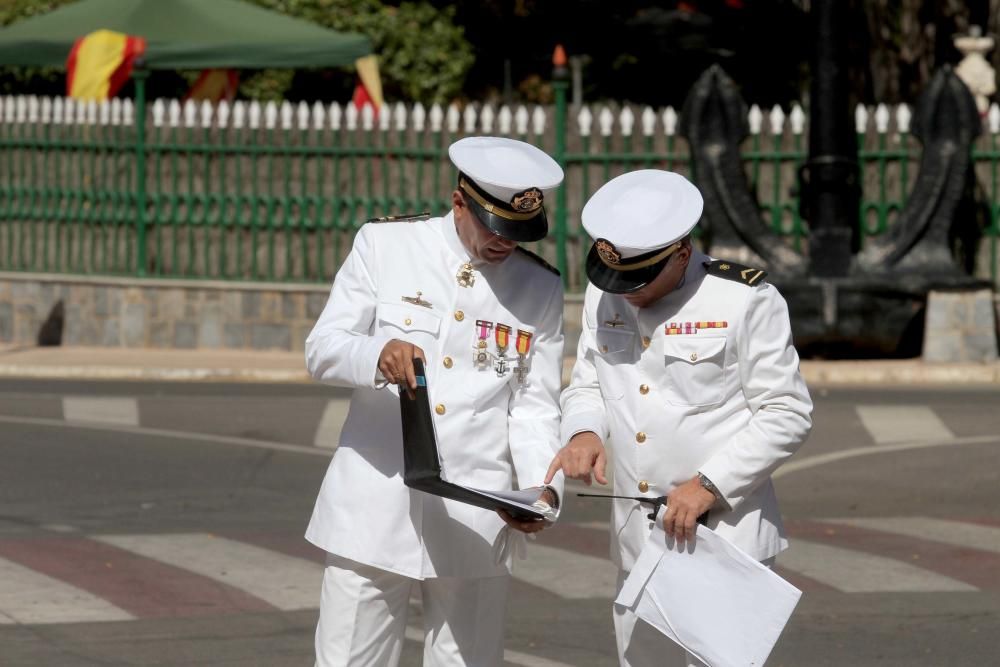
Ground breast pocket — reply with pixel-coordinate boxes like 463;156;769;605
662;335;727;407
592;327;637;401
376;301;442;340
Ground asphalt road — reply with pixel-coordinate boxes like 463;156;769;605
0;380;998;666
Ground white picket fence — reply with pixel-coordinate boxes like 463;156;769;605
2;94;999;138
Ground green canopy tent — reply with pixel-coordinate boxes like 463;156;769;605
0;0;371;69
0;0;372;276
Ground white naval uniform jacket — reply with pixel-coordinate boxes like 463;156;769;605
305;212;565;580
560;250;812;570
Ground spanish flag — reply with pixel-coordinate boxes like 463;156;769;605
185;69;240;103
352;55;384;113
66;29;147;101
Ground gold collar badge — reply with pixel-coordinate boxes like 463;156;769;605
457;262;475;288
510;187;543;213
603;313;625;328
595;238;622;265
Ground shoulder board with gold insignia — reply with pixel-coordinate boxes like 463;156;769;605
516;247;560;276
367;212;431;224
703;260;768;286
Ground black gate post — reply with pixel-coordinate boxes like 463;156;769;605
798;0;858;278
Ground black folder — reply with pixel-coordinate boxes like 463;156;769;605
399;358;547;521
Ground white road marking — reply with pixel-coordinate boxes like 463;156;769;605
314;399;350;449
774;434;999;479
0;415;329;457
62;396;139;427
404;626;576;667
777;539;976;593
514;543;617;600
855;405;954;445
824;517;1000;555
0;557;133;624
96;533;322;611
39;523;79;533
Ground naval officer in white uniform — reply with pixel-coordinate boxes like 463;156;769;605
305;137;566;666
546;170;813;666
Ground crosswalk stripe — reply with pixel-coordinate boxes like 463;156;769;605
823;517;1000;555
96;533;322;611
0;556;133;624
789;519;1000;591
403;626;576;667
513;543;617;599
776;539;977;593
62;396;139;426
314;399;350;449
0;535;272;619
855;405;954;444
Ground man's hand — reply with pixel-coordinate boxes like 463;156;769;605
662;476;716;544
544;431;607;486
378;339;426;398
496;487;557;534
497;510;549;534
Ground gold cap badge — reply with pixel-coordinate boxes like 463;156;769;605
595;238;622;265
510;187;543;213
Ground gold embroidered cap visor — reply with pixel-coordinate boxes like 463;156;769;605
459;175;548;243
585;240;681;294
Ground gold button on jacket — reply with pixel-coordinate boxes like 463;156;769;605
635;432;646;443
454;310;465;321
638;480;649;493
639;384;649;395
435;404;446;415
442;357;453;368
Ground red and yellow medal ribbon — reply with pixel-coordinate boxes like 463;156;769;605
515;330;532;356
495;323;511;352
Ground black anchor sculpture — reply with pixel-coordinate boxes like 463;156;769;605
854;65;987;289
679;65;805;276
676;3;991;356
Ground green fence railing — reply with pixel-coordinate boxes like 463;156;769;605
1;85;998;291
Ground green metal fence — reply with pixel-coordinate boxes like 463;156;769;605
1;84;998;291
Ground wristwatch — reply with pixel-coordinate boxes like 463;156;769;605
697;472;722;501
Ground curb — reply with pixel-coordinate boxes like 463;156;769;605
1;360;997;386
0;365;312;383
798;361;1000;386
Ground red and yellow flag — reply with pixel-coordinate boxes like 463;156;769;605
66;29;146;101
352;54;383;113
185;69;240;104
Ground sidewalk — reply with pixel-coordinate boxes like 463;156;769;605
1;345;999;386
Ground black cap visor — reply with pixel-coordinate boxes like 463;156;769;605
585;244;670;294
464;191;548;243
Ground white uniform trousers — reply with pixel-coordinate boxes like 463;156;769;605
613;558;776;667
315;553;509;667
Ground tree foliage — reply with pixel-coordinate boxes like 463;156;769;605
0;0;997;107
246;0;474;103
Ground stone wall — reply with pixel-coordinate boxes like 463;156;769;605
0;273;994;357
0;273;329;351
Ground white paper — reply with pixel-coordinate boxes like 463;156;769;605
615;521;801;667
467;486;545;513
